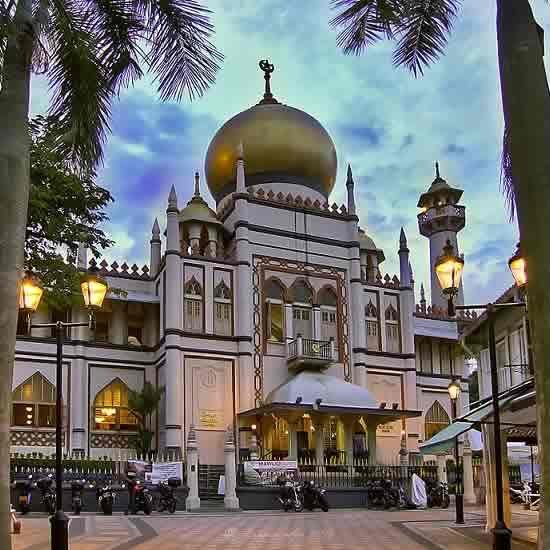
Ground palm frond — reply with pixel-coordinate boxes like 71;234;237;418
393;0;460;77
88;0;144;94
330;0;401;55
500;124;516;221
134;0;223;100
47;0;112;170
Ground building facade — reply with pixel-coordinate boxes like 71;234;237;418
12;66;472;467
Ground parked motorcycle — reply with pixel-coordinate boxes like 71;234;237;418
126;472;153;515
36;475;56;515
426;480;450;509
365;479;387;509
301;480;329;512
96;481;115;515
276;475;303;512
14;474;33;515
71;479;86;515
157;477;180;514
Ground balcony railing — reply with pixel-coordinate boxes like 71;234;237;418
287;336;336;369
498;363;533;394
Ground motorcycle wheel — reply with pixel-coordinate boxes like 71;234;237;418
102;501;113;516
441;494;450;509
169;500;177;514
294;502;303;513
319;495;329;512
144;500;153;516
47;500;56;515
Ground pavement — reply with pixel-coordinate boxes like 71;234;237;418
11;506;539;550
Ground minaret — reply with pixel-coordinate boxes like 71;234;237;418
236;142;246;194
149;218;161;277
417;162;465;310
76;242;88;270
398;227;411;288
346;164;356;215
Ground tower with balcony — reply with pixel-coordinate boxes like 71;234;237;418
417;163;466;310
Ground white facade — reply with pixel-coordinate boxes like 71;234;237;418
12;86;471;465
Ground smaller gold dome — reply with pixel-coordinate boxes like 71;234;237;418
205;102;337;202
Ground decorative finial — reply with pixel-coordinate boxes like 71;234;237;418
420;283;426;300
168;184;178;209
152;217;160;238
399;227;407;248
435;161;440;179
409;261;414;283
346;164;354;185
258;59;278;104
194;171;200;196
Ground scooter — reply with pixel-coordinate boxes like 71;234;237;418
14;474;33;515
71;479;86;515
157;477;180;514
126;472;153;515
96;481;115;515
36;475;56;515
426;480;450;509
300;480;329;512
277;475;303;512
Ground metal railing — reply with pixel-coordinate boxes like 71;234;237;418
497;363;532;393
238;461;438;489
287;336;334;362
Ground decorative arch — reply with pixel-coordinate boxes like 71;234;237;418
264;277;287;301
12;372;56;428
93;378;137;432
214;279;232;300
185;276;202;297
289;278;314;304
365;300;378;318
317;284;338;307
424;400;450;441
385;303;398;321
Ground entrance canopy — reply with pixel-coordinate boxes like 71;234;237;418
239;370;421;423
419;378;536;454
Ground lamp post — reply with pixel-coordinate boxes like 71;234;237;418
436;244;531;550
447;378;464;524
19;267;108;550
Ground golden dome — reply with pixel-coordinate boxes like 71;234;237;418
205;102;337;202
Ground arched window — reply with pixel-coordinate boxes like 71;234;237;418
319;286;338;346
424;401;450;440
290;280;313;339
214;280;232;336
184;276;203;332
265;278;285;343
12;373;56;428
384;298;400;353
365;294;380;351
93;379;137;431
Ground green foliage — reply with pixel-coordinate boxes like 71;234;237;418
128;382;165;455
26;116;114;310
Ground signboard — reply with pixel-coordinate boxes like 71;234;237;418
151;461;183;485
247;460;297;472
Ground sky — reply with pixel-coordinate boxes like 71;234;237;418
30;0;550;306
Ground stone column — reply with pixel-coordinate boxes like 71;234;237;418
312;417;325;465
249;432;259;460
70;343;88;455
188;223;202;255
150;218;162;277
437;455;448;483
350;239;367;387
312;305;321;340
284;303;293;343
288;419;299;461
206;227;218;258
109;301;127;345
224;426;240;511
462;437;476;505
366;420;377;465
343;418;354;468
185;426;200;511
399;431;409;466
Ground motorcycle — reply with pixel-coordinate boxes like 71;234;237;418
71;479;86;515
14;474;33;515
277;475;303;512
426;480;450;509
36;475;56;515
157;477;180;514
126;472;153;515
301;480;329;512
365;479;387;509
96;481;115;515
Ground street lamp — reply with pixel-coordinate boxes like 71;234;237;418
19;266;107;550
508;242;527;288
447;378;464;524
434;240;464;316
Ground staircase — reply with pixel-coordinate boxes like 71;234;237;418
198;464;225;501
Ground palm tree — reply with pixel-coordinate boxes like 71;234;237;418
330;1;549;546
128;382;165;456
0;1;221;547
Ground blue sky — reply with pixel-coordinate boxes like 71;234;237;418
30;0;550;305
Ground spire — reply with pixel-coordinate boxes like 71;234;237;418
167;185;178;210
151;218;161;240
194;171;200;196
76;242;88;270
258;59;278;104
346;163;356;215
435;161;440;179
399;227;408;250
409;261;414;284
236;142;246;193
420;283;426;312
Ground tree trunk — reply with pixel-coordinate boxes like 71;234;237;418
0;1;34;547
496;1;550;547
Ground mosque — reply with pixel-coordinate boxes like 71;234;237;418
12;61;472;473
